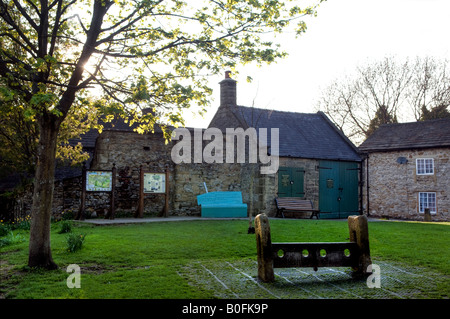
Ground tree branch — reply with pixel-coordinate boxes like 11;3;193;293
0;1;39;54
11;0;39;31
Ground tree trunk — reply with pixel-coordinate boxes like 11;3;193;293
28;115;59;269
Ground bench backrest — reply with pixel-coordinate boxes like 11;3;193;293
197;191;244;206
276;198;313;209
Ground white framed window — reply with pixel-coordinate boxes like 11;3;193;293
418;192;436;214
416;158;434;175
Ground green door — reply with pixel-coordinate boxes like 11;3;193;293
278;167;304;198
339;161;359;214
318;161;359;218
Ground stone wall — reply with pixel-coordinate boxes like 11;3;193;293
88;127;324;218
85;128;267;217
260;157;320;217
72;128;323;218
10;127;353;220
89;129;175;216
7;176;83;220
362;148;449;221
171;127;265;217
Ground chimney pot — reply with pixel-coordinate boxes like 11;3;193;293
219;71;237;107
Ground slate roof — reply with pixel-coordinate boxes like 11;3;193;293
68;118;138;148
68;116;171;148
359;118;450;152
227;106;361;162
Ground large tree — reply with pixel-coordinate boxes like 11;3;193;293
0;0;323;269
317;56;450;145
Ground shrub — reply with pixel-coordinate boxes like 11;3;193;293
61;210;75;220
58;220;72;234
12;216;31;230
0;222;11;237
0;231;24;247
66;233;86;252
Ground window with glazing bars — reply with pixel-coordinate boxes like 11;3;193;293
418;192;436;213
416;158;434;175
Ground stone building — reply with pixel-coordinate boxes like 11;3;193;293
1;72;363;220
208;72;362;218
359;119;450;221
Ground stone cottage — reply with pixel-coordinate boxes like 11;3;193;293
1;72;363;220
359;119;450;221
208;72;363;218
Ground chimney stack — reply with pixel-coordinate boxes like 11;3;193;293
219;71;237;107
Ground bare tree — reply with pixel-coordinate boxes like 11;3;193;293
317;56;450;145
407;56;450;121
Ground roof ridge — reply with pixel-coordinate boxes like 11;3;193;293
378;117;450;128
234;104;318;116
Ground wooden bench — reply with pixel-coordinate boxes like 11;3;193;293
197;191;247;218
275;197;319;219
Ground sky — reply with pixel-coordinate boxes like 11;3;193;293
183;0;450;128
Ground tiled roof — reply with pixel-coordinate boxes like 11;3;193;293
228;106;361;162
359;118;450;152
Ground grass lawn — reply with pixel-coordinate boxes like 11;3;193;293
1;218;449;299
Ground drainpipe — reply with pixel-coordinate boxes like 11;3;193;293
359;160;363;215
366;153;370;217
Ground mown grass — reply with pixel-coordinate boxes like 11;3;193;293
0;218;448;299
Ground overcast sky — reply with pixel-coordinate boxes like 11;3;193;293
183;0;450;128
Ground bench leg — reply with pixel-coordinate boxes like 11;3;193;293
310;212;319;219
276;209;285;218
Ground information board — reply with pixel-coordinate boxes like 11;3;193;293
143;173;166;193
86;171;113;192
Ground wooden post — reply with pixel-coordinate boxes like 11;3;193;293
76;163;87;220
348;215;371;275
164;168;169;217
424;208;432;222
255;214;274;282
109;163;116;219
136;165;144;218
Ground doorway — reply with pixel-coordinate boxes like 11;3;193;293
318;160;359;218
277;167;305;198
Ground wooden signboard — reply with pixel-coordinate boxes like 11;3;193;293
136;165;169;218
143;173;166;194
76;164;116;220
86;171;113;192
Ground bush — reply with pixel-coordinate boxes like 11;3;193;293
61;210;75;220
12;216;31;230
0;222;11;237
0;231;24;248
66;233;86;252
58;220;72;234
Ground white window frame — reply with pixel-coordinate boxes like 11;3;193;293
416;158;434;175
418;192;437;214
